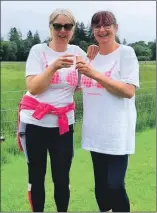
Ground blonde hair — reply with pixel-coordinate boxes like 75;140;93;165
49;8;76;27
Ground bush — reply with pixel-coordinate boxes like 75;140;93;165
138;56;151;61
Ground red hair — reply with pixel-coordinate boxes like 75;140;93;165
91;11;117;27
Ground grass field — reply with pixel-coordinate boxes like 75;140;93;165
1;62;156;135
1;127;156;212
1;62;156;93
1;62;156;212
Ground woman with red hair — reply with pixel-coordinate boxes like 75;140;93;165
76;11;139;212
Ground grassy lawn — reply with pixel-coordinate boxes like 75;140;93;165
1;62;156;212
1;127;156;212
1;62;156;93
1;62;156;135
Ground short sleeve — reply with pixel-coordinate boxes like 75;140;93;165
25;45;43;77
120;46;140;89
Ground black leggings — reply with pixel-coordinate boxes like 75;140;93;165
91;151;130;212
25;124;74;212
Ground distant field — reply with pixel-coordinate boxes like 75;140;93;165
1;62;156;93
1;62;156;135
138;63;156;94
1;62;156;107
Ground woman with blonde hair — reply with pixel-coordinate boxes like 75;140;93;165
18;8;98;212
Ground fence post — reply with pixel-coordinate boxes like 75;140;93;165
0;136;5;143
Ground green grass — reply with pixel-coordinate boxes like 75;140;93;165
1;62;26;92
138;64;156;94
1;127;156;212
1;62;156;135
1;62;156;211
1;62;156;94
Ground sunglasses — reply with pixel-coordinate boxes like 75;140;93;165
51;23;74;31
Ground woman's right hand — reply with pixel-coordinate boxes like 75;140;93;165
26;55;74;96
87;45;99;60
50;54;74;72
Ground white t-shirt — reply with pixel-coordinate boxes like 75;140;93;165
81;45;140;155
20;43;86;127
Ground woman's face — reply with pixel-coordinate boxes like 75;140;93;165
50;15;74;44
93;23;118;45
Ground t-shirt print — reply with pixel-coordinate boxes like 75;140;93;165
81;61;117;88
66;69;78;86
43;52;78;87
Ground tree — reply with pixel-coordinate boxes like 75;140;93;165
79;40;88;52
86;25;98;45
136;41;146;47
148;41;153;48
8;27;22;42
130;43;152;60
151;40;156;60
79;22;88;42
33;31;41;45
43;37;51;43
115;35;121;44
71;21;89;45
0;41;9;61
18;40;25;61
122;38;127;45
148;40;156;60
23;39;32;59
70;22;81;45
7;41;18;61
8;27;23;60
1;24;156;62
26;30;34;46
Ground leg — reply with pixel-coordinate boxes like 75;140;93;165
48;125;74;212
107;154;130;212
90;151;111;212
25;124;47;212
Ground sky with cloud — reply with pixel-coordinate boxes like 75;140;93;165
1;1;156;43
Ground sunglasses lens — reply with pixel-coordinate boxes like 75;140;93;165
64;24;73;30
53;24;62;31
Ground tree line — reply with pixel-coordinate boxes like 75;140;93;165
0;22;156;61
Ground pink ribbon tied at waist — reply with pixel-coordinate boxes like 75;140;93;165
19;95;75;135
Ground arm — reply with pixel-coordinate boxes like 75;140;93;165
74;45;99;93
26;67;56;95
75;45;99;60
74;45;98;93
87;45;99;60
76;47;139;99
25;46;74;95
91;72;135;99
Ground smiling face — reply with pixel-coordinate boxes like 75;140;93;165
91;11;118;45
49;14;74;44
